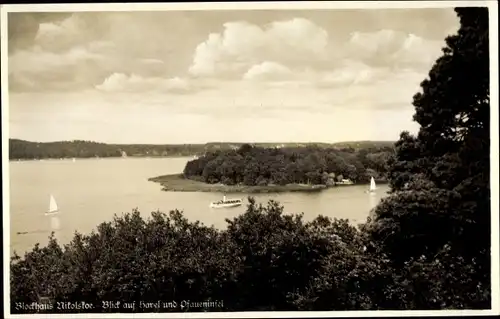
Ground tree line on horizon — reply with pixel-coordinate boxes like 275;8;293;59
183;144;393;185
8;138;395;160
10;7;491;313
8;139;204;159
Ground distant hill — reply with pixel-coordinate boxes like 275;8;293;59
330;141;397;149
8;139;395;160
199;141;396;151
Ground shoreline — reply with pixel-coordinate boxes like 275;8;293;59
9;155;192;162
148;174;385;194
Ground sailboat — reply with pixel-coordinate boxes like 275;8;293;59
45;195;59;216
367;177;377;194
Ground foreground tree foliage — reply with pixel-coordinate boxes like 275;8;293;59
11;201;393;313
10;7;491;312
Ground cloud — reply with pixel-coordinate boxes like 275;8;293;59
318;60;385;87
187;17;443;94
7;12;73;53
188;18;329;77
392;33;444;68
240;59;387;89
8;12;189;92
243;61;293;81
8;10;451;96
95;73;191;93
8;13;120;92
267;18;328;54
188;27;262;77
33;15;96;53
346;29;444;69
8;45;105;91
35;16;79;40
323;67;427;111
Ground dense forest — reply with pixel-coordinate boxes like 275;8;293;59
10;8;491;313
8;139;394;160
183;144;393;185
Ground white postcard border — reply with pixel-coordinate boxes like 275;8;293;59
1;1;498;318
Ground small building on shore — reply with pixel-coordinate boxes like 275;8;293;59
336;179;354;185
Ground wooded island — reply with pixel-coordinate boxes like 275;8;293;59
149;143;392;193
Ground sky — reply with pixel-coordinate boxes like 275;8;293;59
6;5;461;144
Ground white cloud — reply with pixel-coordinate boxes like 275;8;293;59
36;22;64;39
349;29;400;56
34;15;88;51
240;59;387;89
243;61;292;81
95;73;191;93
10;12;446;95
188;19;441;91
392;33;443;68
326;68;427;110
319;60;383;86
189;18;329;77
347;29;443;69
9;45;104;75
266;18;328;56
189;33;236;76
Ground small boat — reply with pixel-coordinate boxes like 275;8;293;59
45;194;59;216
209;195;242;208
336;178;354;185
367;177;377;194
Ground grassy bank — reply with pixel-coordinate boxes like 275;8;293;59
148;174;332;193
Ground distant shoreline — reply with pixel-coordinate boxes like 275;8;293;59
9;139;396;161
9;155;191;162
147;174;380;194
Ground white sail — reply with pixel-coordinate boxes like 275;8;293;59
46;195;59;215
369;177;377;192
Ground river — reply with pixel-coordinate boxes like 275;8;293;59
8;157;389;256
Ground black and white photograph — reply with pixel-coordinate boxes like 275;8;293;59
2;1;498;317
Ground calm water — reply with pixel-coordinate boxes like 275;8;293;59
9;157;389;255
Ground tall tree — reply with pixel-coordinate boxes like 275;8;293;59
367;7;490;308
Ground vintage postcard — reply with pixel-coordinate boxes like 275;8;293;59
2;1;499;318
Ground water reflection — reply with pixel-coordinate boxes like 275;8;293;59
369;193;378;211
50;216;61;242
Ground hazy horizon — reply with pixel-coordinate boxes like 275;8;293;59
9;137;398;145
7;6;460;144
